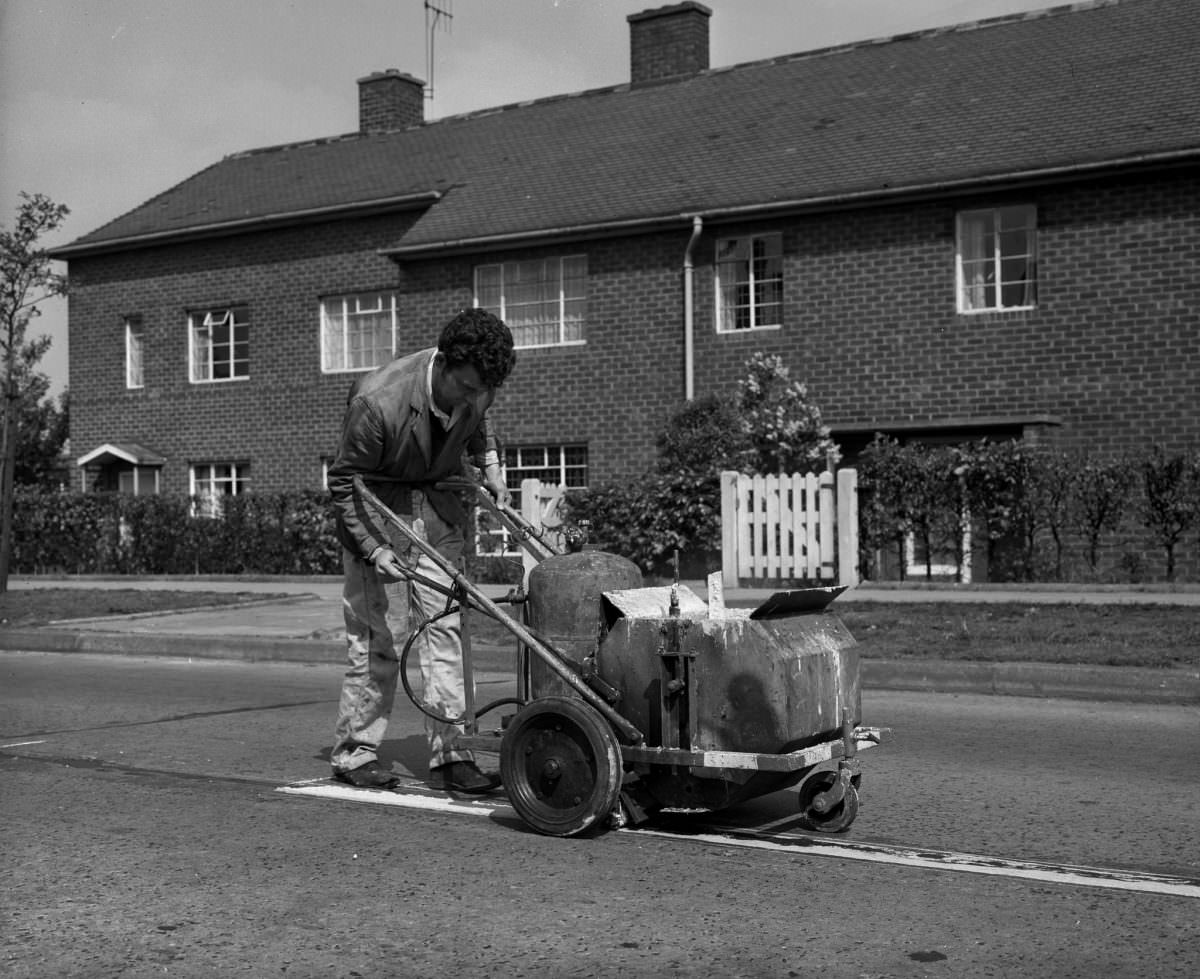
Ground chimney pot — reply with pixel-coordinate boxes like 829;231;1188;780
627;2;712;85
357;70;425;133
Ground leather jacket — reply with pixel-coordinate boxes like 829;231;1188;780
328;347;498;558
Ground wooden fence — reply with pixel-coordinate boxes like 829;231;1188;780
719;469;859;588
507;471;859;589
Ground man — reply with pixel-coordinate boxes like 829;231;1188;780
327;308;516;793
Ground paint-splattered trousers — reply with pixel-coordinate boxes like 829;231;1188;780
330;491;475;775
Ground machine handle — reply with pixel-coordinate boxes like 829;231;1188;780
352;475;643;745
436;475;560;562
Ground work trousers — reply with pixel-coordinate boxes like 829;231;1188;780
330;492;474;774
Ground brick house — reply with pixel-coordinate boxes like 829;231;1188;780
50;0;1199;576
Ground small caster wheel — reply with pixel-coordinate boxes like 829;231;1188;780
797;769;859;833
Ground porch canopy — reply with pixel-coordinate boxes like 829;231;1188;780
77;442;167;468
76;442;166;494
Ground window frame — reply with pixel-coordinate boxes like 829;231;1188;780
475;255;588;350
475;444;589;557
189;461;251;518
189;306;250;384
715;232;784;334
320;291;398;374
117;465;160;495
956;205;1038;314
125;315;145;389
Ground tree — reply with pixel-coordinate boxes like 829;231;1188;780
0;192;70;592
654;392;745;479
857;437;967;582
734;352;840;475
1140;446;1200;582
961;439;1038;581
1070;453;1135;577
1033;449;1075;580
570;353;840;577
16;381;69;488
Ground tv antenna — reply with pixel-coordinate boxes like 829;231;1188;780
424;0;453;102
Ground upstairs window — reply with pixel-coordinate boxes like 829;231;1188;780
957;205;1037;312
476;256;587;348
321;292;397;372
716;234;783;332
190;306;249;382
190;462;250;518
125;315;144;389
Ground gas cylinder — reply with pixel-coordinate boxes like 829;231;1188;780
525;550;642;699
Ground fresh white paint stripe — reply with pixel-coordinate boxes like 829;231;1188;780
277;779;1200;899
278;778;508;819
635;827;1200;899
1;740;46;748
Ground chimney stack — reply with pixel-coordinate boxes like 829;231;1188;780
357;70;424;133
627;2;711;86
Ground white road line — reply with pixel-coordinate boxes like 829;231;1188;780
638;828;1200;899
278;779;509;819
277;780;1200;899
1;740;47;748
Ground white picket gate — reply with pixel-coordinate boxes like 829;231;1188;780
719;469;859;588
506;471;859;590
518;478;568;581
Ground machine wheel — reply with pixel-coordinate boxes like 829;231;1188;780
500;696;623;837
796;769;859;833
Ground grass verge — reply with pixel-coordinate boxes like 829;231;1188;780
839;602;1199;670
1;589;1196;671
0;588;293;628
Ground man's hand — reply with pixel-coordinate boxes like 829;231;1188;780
484;473;512;509
371;547;407;579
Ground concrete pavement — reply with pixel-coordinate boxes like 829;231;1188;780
3;574;1198;705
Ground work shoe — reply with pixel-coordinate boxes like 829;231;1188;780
429;760;502;794
333;761;401;790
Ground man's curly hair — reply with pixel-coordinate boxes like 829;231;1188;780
437;308;516;388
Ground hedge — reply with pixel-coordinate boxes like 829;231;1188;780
9;440;1199;584
855;440;1200;583
12;489;342;576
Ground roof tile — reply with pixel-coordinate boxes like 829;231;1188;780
59;0;1200;256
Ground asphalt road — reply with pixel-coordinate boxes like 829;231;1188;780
2;651;1198;978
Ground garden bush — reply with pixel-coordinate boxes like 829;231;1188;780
857;439;1200;583
12;489;342;576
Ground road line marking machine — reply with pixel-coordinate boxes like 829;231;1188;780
354;474;882;838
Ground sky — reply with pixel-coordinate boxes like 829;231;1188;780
0;0;1057;398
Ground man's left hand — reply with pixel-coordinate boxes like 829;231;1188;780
485;473;512;509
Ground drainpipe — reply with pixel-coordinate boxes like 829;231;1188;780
682;215;703;401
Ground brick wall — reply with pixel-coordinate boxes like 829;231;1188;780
690;168;1200;458
394;233;690;482
68;213;416;495
66;168;1198;577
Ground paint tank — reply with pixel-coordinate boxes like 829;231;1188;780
596;595;861;751
596;584;861;810
525;550;643;698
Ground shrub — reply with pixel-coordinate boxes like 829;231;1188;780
858;441;1200;583
566;471;721;577
1140;447;1200;582
11;490;342;576
734;352;839;475
1070;454;1136;576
